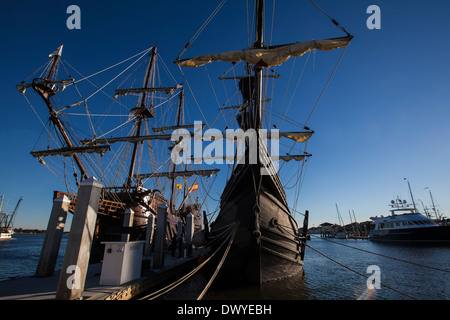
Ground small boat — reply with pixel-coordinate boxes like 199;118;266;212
0;196;23;240
369;198;450;243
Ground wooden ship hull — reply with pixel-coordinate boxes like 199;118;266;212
207;164;303;284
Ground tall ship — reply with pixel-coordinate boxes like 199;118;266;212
175;0;352;283
17;1;352;282
16;44;211;260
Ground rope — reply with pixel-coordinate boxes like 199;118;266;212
138;222;237;300
310;234;450;274
70;47;153;85
305;243;420;300
197;223;238;300
176;0;227;61
21;94;59;146
81;47;152;104
308;0;351;36
304;46;347;127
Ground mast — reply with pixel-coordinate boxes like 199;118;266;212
124;46;157;188
169;88;184;212
426;187;440;220
31;47;89;180
404;178;417;213
6;197;22;228
253;0;265;131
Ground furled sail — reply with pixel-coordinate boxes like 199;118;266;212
176;36;351;68
277;154;311;162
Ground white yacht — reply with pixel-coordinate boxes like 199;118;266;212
369;198;450;243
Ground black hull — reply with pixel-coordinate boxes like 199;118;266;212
369;225;450;243
207;164;303;285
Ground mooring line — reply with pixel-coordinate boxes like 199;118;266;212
138;222;238;300
197;224;238;300
305;243;420;300
310;234;450;274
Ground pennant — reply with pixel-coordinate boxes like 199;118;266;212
49;44;64;58
176;183;182;189
191;183;199;191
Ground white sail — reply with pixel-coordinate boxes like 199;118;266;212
177;37;351;68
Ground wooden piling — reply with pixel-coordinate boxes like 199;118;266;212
144;213;155;257
55;177;103;300
152;203;168;268
35;195;70;277
185;213;194;257
121;209;134;242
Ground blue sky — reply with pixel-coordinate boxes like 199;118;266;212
1;0;450;229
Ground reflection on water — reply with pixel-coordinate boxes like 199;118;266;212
182;237;450;300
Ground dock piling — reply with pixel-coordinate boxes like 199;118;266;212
144;213;155;257
35;195;70;277
152;203;168;268
121;208;134;242
55;177;103;300
186;213;194;257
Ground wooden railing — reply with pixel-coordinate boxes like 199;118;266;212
53;191;126;217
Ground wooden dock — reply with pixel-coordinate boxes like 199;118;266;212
0;252;200;300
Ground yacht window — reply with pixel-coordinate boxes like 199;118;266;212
395;222;400;227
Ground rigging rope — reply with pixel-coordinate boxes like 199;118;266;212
176;0;228;61
78;47;152;105
308;0;351;36
304;46;347;127
67;47;154;85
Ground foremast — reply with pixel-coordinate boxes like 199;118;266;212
25;45;90;181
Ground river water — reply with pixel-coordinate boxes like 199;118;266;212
1;234;449;300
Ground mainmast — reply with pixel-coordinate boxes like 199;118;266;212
253;0;265;131
124;46;157;188
169;88;184;212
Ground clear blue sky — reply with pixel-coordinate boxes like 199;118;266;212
1;0;450;229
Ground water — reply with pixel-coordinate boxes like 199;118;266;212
1;234;449;300
182;236;450;300
0;234;67;281
299;237;450;300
